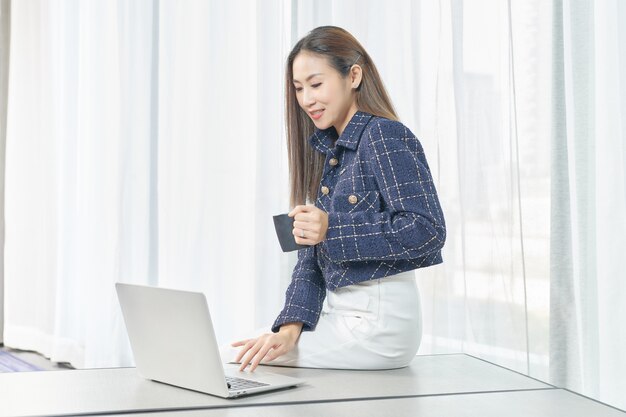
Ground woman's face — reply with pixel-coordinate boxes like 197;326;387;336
292;51;361;136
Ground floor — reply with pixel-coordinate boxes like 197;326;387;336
0;345;74;371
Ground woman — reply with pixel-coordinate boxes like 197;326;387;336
220;25;446;372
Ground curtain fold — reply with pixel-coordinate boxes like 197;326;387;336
416;0;552;383
550;0;626;410
0;0;10;346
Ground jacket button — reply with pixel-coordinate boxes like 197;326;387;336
348;194;358;204
321;186;330;195
329;158;338;166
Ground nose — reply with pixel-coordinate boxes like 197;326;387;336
302;88;316;107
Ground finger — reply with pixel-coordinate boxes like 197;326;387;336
293;223;320;238
233;347;247;365
294;235;311;245
239;340;264;371
298;204;316;213
238;349;255;371
236;341;259;369
288;205;305;217
231;339;250;347
234;340;256;363
292;227;307;238
293;219;314;230
293;211;313;222
249;344;274;372
289;204;317;217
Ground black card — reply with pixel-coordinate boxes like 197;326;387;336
272;213;308;252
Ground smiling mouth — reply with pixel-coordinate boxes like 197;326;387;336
310;109;325;119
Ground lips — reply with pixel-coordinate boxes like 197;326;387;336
309;109;325;119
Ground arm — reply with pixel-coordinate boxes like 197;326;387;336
271;245;326;333
320;119;446;263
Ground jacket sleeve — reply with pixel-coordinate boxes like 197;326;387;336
320;119;446;263
271;245;326;333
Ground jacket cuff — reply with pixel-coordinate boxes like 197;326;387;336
271;304;320;333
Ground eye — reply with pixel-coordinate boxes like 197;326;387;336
294;83;321;93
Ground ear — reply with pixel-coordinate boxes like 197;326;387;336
349;64;363;89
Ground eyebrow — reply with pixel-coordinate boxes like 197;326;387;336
293;73;324;83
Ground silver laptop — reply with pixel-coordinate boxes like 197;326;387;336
115;282;304;398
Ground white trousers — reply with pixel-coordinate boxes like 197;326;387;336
219;269;422;370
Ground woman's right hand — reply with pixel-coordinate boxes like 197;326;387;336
230;322;303;372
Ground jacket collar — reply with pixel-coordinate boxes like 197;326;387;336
308;110;375;154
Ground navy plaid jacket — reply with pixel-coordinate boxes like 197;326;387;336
271;110;446;333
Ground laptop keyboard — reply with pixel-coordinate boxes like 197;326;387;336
226;375;270;391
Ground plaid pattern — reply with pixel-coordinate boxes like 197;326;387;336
272;110;446;333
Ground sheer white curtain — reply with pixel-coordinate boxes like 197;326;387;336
155;0;294;355
3;0;625;410
4;0;294;368
6;0;162;367
0;0;9;346
294;0;552;379
414;0;553;379
550;0;626;410
5;0;551;373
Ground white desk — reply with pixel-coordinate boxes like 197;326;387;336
110;389;626;417
0;353;554;417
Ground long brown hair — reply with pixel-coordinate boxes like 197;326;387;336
285;25;399;208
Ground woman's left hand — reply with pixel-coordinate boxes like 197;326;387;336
289;204;328;245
